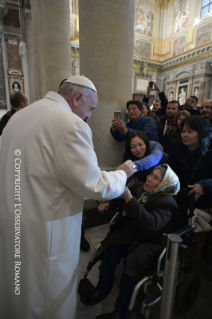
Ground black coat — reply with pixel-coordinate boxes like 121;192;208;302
101;183;179;280
168;142;212;209
0;108;16;135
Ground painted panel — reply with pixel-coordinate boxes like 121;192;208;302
136;40;151;58
174;0;190;33
196;22;212;47
173;36;186;56
135;2;153;36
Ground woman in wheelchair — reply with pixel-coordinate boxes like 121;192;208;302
80;164;180;319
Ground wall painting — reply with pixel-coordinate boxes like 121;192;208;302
174;0;190;33
135;2;153;36
136;40;151;58
173;36;186;56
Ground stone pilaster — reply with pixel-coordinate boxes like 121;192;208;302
26;0;72;101
79;0;135;168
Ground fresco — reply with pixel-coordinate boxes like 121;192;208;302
136;40;151;58
173;36;186;56
174;0;190;33
135;2;153;36
196;22;212;47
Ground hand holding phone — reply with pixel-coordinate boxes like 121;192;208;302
149;82;155;90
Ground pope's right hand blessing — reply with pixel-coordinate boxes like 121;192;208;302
116;160;137;178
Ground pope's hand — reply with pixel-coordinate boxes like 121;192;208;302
116;160;137;178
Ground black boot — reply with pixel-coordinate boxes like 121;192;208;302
80;287;107;306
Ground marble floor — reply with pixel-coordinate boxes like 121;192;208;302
76;224;212;319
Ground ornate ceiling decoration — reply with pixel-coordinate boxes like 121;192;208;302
155;0;175;10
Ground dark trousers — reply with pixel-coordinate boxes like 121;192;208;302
96;244;137;317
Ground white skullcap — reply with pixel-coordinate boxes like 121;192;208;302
64;75;97;92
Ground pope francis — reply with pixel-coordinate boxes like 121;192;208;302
0;75;136;319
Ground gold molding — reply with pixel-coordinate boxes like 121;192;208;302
155;0;175;9
133;48;212;73
71;48;79;58
162;50;212;72
133;62;142;70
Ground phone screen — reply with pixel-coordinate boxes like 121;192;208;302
114;111;121;120
149;82;155;90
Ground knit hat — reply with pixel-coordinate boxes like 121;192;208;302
64;75;97;92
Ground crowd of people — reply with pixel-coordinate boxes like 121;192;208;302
80;82;212;319
0;78;212;319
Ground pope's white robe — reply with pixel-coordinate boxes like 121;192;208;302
0;92;127;319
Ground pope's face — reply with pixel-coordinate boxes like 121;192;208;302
75;91;98;120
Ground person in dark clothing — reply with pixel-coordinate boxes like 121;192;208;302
168;116;212;210
0;92;28;135
200;100;212;123
141;102;164;139
110;100;159;142
143;82;168;117
160;100;180;138
81;164;180;319
181;96;200;116
161;110;191;154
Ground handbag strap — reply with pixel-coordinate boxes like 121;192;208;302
188;155;203;185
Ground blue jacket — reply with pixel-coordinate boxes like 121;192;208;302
134;141;168;171
110;115;159;142
132;141;168;182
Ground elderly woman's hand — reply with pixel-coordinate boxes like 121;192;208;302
98;203;110;214
188;183;204;202
120;186;133;202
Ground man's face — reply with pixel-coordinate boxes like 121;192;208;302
73;91;98;120
152;101;161;112
184;99;192;110
200;100;212;119
127;104;142;121
166;103;179;120
191;97;197;109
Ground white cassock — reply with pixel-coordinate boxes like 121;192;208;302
0;92;127;319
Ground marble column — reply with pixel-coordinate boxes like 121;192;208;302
79;0;135;168
26;0;72;102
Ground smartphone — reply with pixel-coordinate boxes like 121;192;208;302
149;81;154;89
114;111;121;120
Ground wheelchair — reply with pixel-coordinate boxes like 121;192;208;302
78;193;209;319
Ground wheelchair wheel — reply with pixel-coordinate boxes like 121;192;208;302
175;272;201;313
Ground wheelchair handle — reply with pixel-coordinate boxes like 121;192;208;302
157;247;166;277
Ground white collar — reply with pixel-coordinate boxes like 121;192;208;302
44;91;72;112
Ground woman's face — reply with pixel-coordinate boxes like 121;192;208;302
142;105;148;116
181;124;199;149
130;136;147;159
143;169;162;194
177;115;186;129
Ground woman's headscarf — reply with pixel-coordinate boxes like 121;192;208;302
137;164;180;208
